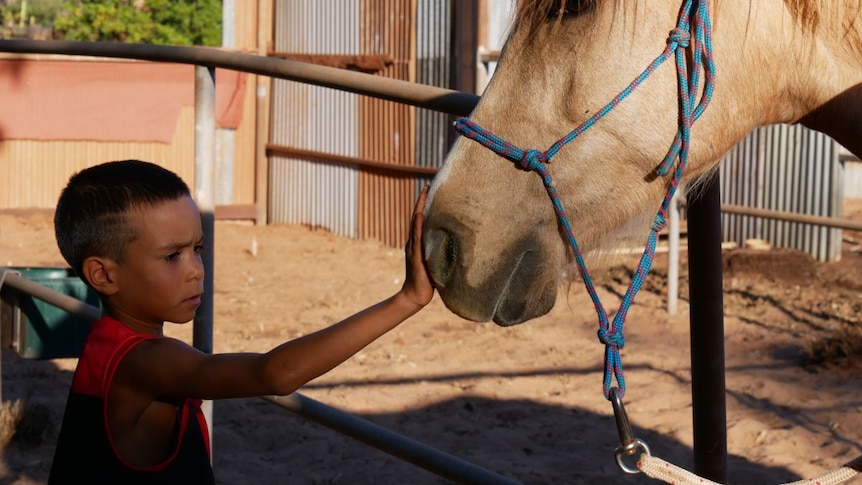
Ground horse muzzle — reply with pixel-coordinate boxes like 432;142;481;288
424;218;558;326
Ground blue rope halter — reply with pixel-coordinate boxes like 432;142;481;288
453;0;715;399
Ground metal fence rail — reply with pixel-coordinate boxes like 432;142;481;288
264;394;520;485
0;40;479;117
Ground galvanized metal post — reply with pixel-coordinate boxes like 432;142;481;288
216;0;236;206
685;175;728;483
450;0;479;148
452;0;478;95
194;65;216;456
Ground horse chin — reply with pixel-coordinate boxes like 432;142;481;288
491;285;557;327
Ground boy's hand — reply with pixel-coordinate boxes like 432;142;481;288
401;185;434;308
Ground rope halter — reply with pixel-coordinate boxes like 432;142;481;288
453;0;715;400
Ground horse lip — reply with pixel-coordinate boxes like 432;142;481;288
490;249;530;325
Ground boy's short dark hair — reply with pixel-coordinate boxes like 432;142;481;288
54;160;192;281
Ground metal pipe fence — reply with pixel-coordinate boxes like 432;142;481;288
0;39;517;484
0;267;520;484
0;40;479;117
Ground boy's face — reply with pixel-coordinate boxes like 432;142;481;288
108;195;205;330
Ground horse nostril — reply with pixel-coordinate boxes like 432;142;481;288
425;228;458;288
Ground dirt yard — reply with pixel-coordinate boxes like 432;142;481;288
0;201;860;485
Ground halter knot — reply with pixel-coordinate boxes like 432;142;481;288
598;328;625;349
651;213;667;232
668;28;690;47
518;149;547;172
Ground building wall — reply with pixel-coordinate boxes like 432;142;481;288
0;1;269;217
267;0;450;247
719;124;844;261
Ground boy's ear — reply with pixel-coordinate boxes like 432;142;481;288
81;257;119;296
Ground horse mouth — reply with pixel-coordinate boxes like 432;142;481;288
430;253;557;326
489;249;557;326
424;219;557;326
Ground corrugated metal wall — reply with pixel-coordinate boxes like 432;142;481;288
358;0;416;245
415;1;451;201
719;124;844;261
842;150;862;198
0;77;259;211
269;0;450;247
269;1;361;237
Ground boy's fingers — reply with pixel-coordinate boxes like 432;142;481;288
414;185;429;214
410;185;429;234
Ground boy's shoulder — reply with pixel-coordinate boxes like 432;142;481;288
73;316;160;397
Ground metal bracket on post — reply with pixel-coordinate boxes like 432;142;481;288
0;269;23;356
609;388;651;475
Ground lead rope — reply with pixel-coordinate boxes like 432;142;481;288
453;0;862;483
612;386;862;483
638;454;862;485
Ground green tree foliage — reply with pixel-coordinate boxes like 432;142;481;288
1;0;63;39
54;0;222;46
2;0;64;28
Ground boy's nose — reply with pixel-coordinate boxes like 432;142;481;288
189;256;205;281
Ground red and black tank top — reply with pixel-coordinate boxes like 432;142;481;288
48;316;215;484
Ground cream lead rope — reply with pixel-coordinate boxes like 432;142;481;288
610;390;862;484
637;453;862;485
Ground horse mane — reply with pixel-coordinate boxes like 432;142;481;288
512;0;841;34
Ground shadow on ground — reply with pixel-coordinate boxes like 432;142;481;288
0;353;812;485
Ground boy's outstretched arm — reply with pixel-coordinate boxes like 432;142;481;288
251;184;435;394
121;186;435;401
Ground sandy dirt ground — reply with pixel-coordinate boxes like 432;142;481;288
0;201;861;485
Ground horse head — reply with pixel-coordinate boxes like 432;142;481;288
424;0;862;326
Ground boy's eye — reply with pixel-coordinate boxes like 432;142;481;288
194;245;204;254
165;252;180;262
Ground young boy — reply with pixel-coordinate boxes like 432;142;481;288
47;159;434;483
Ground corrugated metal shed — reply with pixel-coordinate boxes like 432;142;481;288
269;1;361;237
357;0;416;245
478;0;514;88
719;124;844;261
268;0;451;247
415;0;452;185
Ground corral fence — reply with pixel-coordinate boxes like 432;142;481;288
0;39;523;484
0;38;529;485
0;268;518;485
265;0;478;247
267;0;447;245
